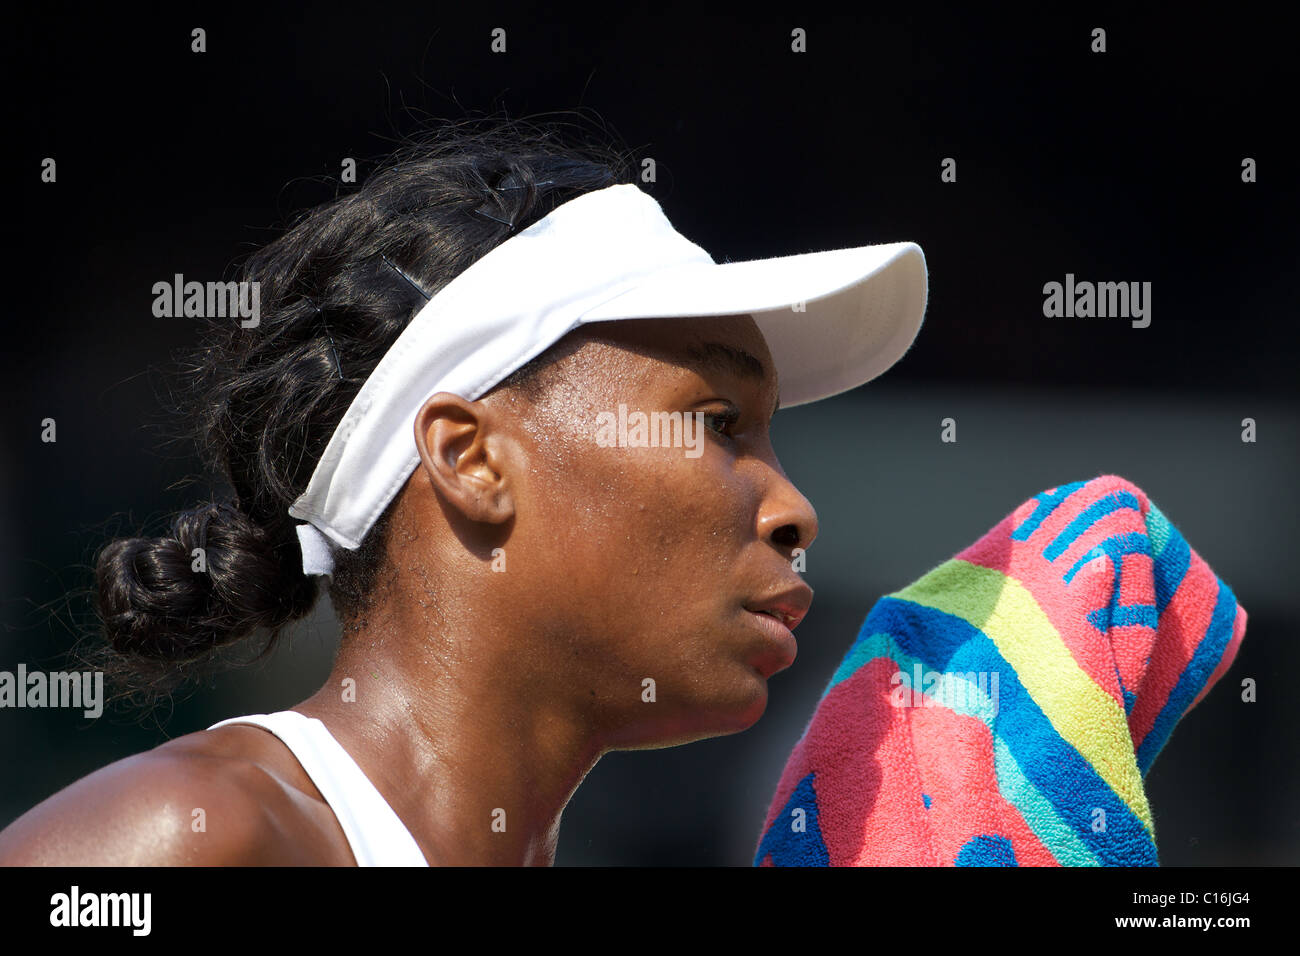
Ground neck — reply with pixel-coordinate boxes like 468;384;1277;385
295;592;603;866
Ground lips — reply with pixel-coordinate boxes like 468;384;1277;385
752;607;801;629
744;583;813;632
743;607;805;678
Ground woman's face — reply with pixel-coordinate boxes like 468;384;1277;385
488;313;818;748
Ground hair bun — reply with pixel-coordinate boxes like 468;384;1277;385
93;501;317;681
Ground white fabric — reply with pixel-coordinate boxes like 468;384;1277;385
289;182;928;575
208;710;428;866
296;523;336;576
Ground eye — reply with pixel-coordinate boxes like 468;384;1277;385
702;406;741;438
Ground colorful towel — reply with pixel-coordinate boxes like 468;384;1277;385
754;475;1247;866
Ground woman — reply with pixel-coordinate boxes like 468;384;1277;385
0;118;927;865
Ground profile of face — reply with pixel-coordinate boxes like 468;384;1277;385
407;313;818;754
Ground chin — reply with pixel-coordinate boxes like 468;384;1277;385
619;656;779;750
633;677;772;750
709;669;773;736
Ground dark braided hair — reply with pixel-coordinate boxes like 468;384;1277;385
87;115;638;707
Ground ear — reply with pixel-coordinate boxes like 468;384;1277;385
413;392;516;524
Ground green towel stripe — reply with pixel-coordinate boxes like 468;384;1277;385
1145;500;1173;560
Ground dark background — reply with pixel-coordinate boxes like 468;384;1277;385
4;7;1296;865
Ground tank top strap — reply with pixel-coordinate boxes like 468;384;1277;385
208;710;428;866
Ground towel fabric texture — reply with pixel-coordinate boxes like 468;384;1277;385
754;475;1247;866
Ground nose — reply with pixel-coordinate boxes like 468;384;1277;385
755;462;819;557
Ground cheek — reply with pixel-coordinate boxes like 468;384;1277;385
575;448;755;582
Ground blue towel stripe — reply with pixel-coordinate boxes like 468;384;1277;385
955;834;1019;866
1044;490;1144;562
1063;531;1151;586
1150;510;1192;617
1135;577;1240;774
753;772;829;866
1011;481;1088;542
1063;531;1158;634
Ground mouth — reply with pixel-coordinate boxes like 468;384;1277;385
744;584;813;632
742;583;813;676
750;607;801;629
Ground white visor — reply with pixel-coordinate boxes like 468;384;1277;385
289;182;928;575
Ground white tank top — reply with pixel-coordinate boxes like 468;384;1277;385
207;710;428;866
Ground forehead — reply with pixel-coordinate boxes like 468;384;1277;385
492;314;782;427
580;313;774;384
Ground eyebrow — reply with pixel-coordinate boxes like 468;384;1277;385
681;341;781;417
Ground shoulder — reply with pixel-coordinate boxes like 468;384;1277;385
0;725;353;866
